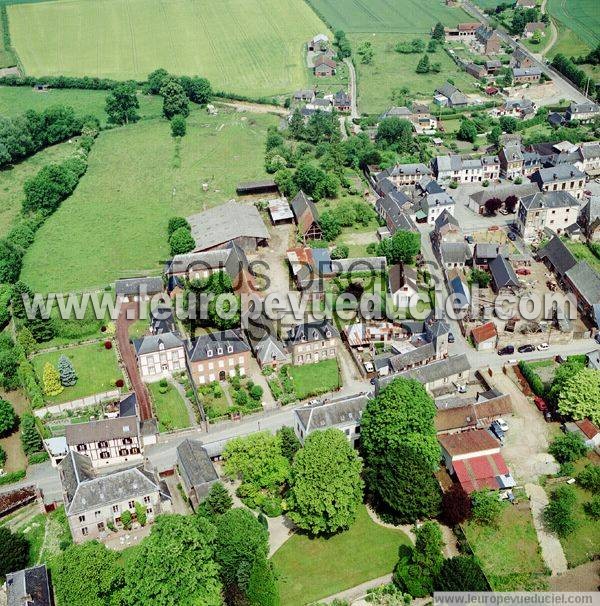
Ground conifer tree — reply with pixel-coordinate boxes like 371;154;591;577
58;355;78;387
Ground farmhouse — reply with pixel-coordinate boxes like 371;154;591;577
294;393;368;446
564;262;600;317
134;332;186;381
474;26;502;54
512;67;542;84
470;322;498;351
5;565;53;606
375;162;432;187
176;439;219;509
291;190;322;241
531;164;586;200
466;62;487;80
516;191;580;241
435;393;512;434
293;89;316;103
187;201;270;252
434;83;468;108
286;320;339;365
375;191;418;235
58;451;170;543
510;47;535;69
333;90;352;111
307;34;329;51
537;236;577;278
524;22;545;38
443;22;479;40
187;330;250;384
313;55;336;77
489;255;520;293
580;196;600;241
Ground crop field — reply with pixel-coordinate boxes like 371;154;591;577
7;0;328;97
305;0;472;33
350;33;480;114
20;107;277;293
546;0;599;55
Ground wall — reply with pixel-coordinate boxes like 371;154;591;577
33;390;121;418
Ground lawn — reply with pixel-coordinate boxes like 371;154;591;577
32;342;123;404
271;504;411;606
463;501;548;590
0;86;162;123
288;358;341;399
349;33;480;114
148;381;191;431
0;140;76;238
21;107;278;293
0;389;29;472
563;240;600;274
7;0;329;97
546;0;599;53
305;0;471;33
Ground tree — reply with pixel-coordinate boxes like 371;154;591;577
504;195;518;213
146;68;170;94
169;226;195;255
0;398;17;437
27;316;56;343
440;484;472;526
11;281;32;320
368;442;442;523
0;444;5;467
471;489;504;527
42;362;63;397
17;327;36;355
484;197;503;216
532;29;542;44
215;508;269;595
170;115;186;137
499;115;518;133
432;22;445;41
249;384;263;401
20;413;43;456
276;426;301;463
124;515;222;606
548;432;589;464
557;368;600;425
434;556;489;591
544;485;578;537
357;41;374;64
105;82;140;125
247;559;280;606
319;211;342;241
58;354;78;387
0;239;23;284
205;481;233;515
161;79;190;119
416;54;430;74
120;510;132;530
167;216;190;236
487;125;502;146
457;119;477;143
0;526;29;580
377;230;421;265
334;30;352;59
375;118;413;153
53;541;125;606
178;76;212;105
469;268;491;288
577;464;600;493
289;108;305;139
331;244;349;259
288;429;364;535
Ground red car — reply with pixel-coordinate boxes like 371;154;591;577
516;268;531;276
533;396;548;412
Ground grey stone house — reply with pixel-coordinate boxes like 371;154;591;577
176;439;219;509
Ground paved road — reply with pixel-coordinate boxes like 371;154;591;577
344;58;359;119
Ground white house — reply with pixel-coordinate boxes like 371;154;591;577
389;264;418;308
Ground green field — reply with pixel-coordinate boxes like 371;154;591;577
272;505;411;606
0;86;162;122
0;8;17;68
288;359;341;399
20;107;277;293
7;0;328;97
546;0;600;53
32;342;123;403
350;33;479;114
305;0;471;33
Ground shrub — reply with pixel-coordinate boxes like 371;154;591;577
471;489;503;527
0;469;26;485
577;464;600;492
261;497;283;518
549;433;589;464
104;340;112;349
249;384;263;401
121;509;132;530
544;484;578;537
584;495;600;520
518;360;545;397
0;398;17;437
440;484;472;526
134;501;147;526
28;451;49;464
115;379;124;388
0;444;5;467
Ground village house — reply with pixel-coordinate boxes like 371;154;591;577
389;264;419;308
489;255;520;293
448;270;470;314
313;55;336;77
438;429;515;493
499;142;524;179
482;155;501;181
115;276;163;303
58;451;170;543
496;98;536;118
440;242;471;269
187;201;270;253
531;164;586;200
293;393;368;446
512;67;542;84
580;196;600;241
510;47;535;69
66;394;142;468
524;22;545;38
187;329;250;384
333;90;352;112
416;190;456;225
343;321;407;348
537;235;577;279
443;22;479;40
517;190;580;241
432;209;462;246
134;332;186;381
566;101;599;123
375;163;432;187
5;565;53;606
466;62;488;80
564;261;600;319
578;142;600;174
435;392;513;434
293;89;316;104
176;439;219;509
291;190;322;241
433;155;488;184
470;322;498;351
286;320;339;365
474;26;502;54
434;83;468;108
375;190;418;235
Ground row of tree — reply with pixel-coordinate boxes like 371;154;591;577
552;54;596;98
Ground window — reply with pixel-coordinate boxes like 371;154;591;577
113;504;119;513
97;522;105;531
123;437;133;445
78;515;86;523
144;495;151;504
95;510;101;518
77;444;87;452
98;441;108;449
227;345;233;353
100;451;110;459
217;347;223;355
128;501;135;509
130;447;140;455
81;527;88;536
119;448;129;456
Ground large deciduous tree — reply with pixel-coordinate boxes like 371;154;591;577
0;526;29;580
557;368;600;425
0;239;23;284
377;230;421;265
375;117;413;153
161;79;190;119
169;226;195;255
0;397;17;437
105;82;140;125
440;484;472;527
288;428;363;535
434;556;489;591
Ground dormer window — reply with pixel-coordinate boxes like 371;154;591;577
159;342;165;351
207;349;213;357
227;345;233;353
217;347;223;355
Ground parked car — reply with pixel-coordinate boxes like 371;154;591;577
490;421;505;441
595;332;600;344
448;332;455;343
537;342;549;351
498;345;515;355
507;232;517;241
533;396;548;412
496;418;509;432
500;209;509;215
518;344;535;353
516;267;531;276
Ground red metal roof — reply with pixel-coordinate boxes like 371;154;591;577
453;453;509;493
575;419;599;439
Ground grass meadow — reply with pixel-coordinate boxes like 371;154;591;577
350;33;480;114
7;0;328;97
148;381;191;432
288;358;341;399
305;0;471;33
20;107;277;293
546;0;599;54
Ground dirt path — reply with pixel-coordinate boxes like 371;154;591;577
525;483;568;575
218;100;288;117
116;303;153;421
539;0;558;56
549;561;600;591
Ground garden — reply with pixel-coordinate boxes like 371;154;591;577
265;359;341;403
32;342;123;404
148;379;191;432
198;373;264;423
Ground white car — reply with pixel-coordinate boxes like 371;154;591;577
537;342;549;351
496;418;509;432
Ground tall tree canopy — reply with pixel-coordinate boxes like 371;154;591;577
557;368;600;425
105;82;140;125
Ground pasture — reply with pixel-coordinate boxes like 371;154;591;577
305;0;472;33
7;0;328;98
546;0;599;55
20;107;277;293
350;33;480;114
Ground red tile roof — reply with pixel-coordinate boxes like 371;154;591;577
459;22;480;31
454;452;509;493
471;322;497;345
438;429;500;457
575;419;599;439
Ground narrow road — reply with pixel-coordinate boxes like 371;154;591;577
344;58;359;119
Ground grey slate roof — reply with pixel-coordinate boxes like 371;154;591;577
187;329;249;362
115;276;163;296
133;332;185;356
513;67;542;77
254;334;290;365
569;101;599;116
534;164;585;184
475;243;505;260
470;183;539;207
520;190;579;211
176;439;218;499
380;106;413;120
287;320;339;344
441;242;471;265
59;451;163;516
376;190;418;233
538;236;577;276
389;264;418;294
6;565;52;606
66;415;139;447
581;196;600;225
389;341;436;371
489;255;520;289
377;163;431;179
435;154;464;173
434;209;459;233
187;201;270;250
295;393;368;433
435;83;468;105
565;262;600;307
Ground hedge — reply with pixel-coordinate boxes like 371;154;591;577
0;469;26;486
28;451;49;465
518;360;545;397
